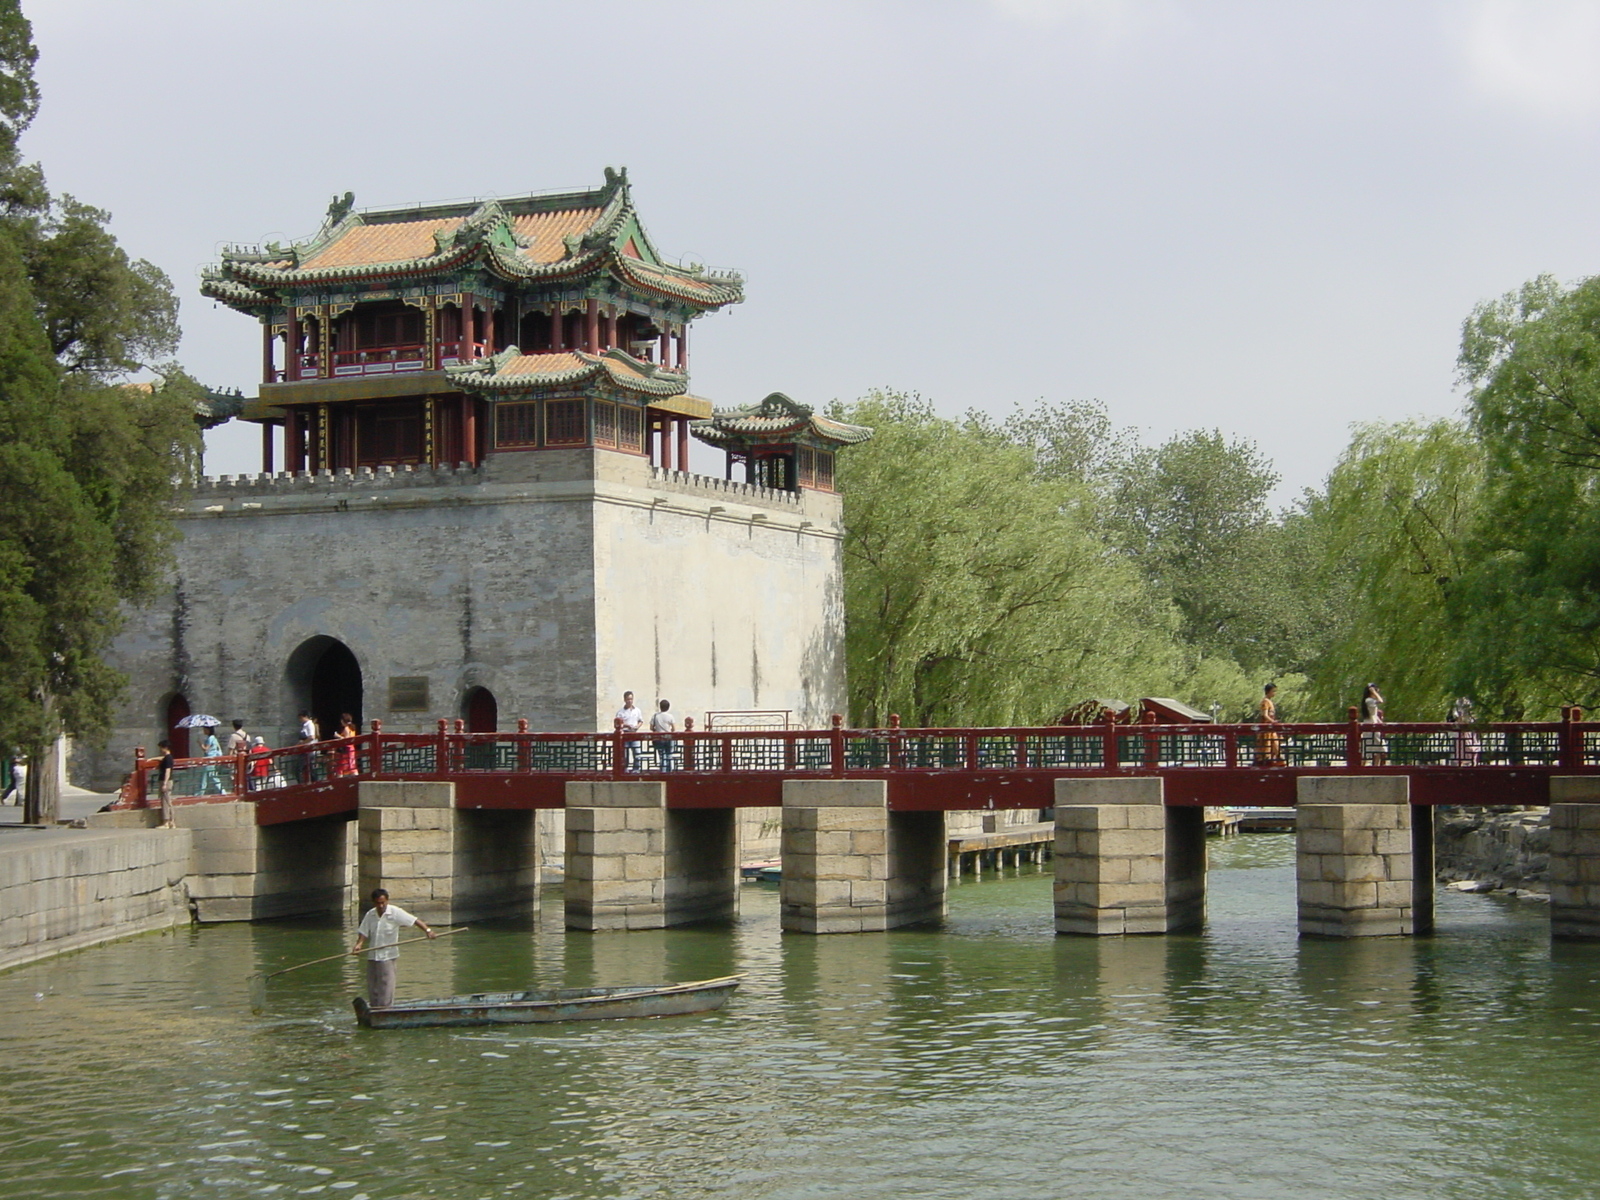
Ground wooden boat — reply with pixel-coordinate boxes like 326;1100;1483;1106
352;975;742;1029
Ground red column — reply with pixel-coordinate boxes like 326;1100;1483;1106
603;308;616;351
462;297;475;358
261;422;274;475
677;417;689;473
660;418;674;471
262;323;275;383
646;418;657;467
658;325;670;366
679;325;688;374
463;397;477;466
584;298;599;353
285;409;302;474
286;310;301;382
483;303;495;357
550;305;562;351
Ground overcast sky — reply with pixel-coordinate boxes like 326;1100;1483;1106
25;0;1600;501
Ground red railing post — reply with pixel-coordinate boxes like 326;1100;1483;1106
233;748;248;797
831;713;846;778
369;719;382;777
1561;705;1581;768
720;730;734;773
889;713;902;769
436;718;449;775
1347;706;1363;768
613;717;626;777
133;745;147;809
1142;709;1158;769
1102;709;1118;769
517;718;530;773
966;731;979;771
683;716;696;771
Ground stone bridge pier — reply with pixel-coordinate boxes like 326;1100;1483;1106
175;803;353;922
780;780;947;933
1295;776;1432;938
1549;778;1600;939
1052;778;1206;935
564;782;738;930
358;782;539;924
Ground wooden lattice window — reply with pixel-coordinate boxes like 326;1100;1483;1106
545;399;587;446
814;451;835;491
797;446;816;488
617;405;643;452
496;402;538;448
592;401;616;448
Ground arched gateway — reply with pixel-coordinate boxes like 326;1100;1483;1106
286;636;362;740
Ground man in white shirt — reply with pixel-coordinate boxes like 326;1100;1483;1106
650;699;677;770
350;887;435;1008
615;690;644;770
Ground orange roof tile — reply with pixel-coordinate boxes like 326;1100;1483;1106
510;208;604;264
299;218;462;270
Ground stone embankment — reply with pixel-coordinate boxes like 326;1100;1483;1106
1436;808;1550;899
0;819;191;971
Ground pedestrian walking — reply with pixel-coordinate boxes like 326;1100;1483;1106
350;888;436;1009
1;756;22;805
1362;684;1388;766
248;736;272;791
227;719;249;756
651;699;677;770
296;710;318;783
1255;683;1284;767
200;725;225;794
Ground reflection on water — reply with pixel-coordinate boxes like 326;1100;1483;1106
2;835;1600;1199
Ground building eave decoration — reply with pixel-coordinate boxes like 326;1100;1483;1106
447;344;692;397
691;393;874;449
201;167;744;313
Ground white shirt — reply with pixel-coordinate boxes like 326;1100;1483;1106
650;711;676;734
300;717;317;742
357;903;418;961
228;730;249;754
616;705;644;732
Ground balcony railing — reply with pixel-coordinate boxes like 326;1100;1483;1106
271;342;489;382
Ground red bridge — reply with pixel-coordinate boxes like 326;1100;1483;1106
122;710;1599;825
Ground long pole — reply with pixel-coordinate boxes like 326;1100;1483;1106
252;927;467;980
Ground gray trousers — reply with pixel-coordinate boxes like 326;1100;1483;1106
366;958;398;1008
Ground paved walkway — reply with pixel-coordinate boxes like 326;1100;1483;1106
0;786;120;841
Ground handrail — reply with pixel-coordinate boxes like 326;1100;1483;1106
111;715;1600;808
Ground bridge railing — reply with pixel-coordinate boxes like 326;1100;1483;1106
114;711;1600;809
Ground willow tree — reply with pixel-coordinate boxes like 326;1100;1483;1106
1453;274;1600;714
1305;419;1485;720
835;391;1180;727
0;1;201;815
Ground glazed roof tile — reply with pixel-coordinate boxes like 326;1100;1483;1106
692;393;874;448
202;169;743;311
447;345;690;397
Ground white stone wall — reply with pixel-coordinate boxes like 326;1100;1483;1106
78;448;846;792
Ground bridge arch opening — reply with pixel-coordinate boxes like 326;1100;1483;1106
286;637;362;741
163;693;190;758
463;687;498;732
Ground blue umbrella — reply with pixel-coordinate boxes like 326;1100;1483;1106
176;714;221;728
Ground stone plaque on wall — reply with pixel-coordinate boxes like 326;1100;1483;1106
388;676;430;712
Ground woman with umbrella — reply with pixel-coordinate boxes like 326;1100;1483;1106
176;714;226;796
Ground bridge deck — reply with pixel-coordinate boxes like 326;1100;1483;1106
126;717;1599;826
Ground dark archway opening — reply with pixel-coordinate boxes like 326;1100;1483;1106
286;636;362;742
464;687;498;733
165;694;190;758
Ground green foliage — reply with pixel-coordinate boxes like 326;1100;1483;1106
1453;274;1600;715
1306;419;1484;720
836;391;1181;727
0;3;201;754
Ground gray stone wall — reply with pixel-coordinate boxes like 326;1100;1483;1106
79;449;845;790
0;828;191;970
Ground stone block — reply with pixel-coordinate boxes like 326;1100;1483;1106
1054;777;1163;807
1297;776;1410;807
358;781;454;809
1551;778;1600;804
1093;829;1164;858
173;802;254;830
781;780;887;808
565;781;667;809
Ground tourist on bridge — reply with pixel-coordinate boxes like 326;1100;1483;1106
227;719;249;757
295;710;318;784
651;700;678;770
1255;683;1285;767
200;725;226;795
1450;697;1481;767
1362;684;1388;766
247;737;273;791
616;691;645;770
334;713;359;776
153;743;173;826
350;888;436;1008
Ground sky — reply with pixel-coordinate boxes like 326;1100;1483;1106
23;0;1600;502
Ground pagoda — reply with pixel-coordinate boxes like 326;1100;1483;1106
202;168;742;474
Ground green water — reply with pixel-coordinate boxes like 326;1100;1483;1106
3;835;1599;1199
